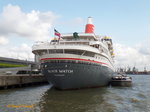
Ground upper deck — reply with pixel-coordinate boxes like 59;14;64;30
32;33;109;53
61;33;98;40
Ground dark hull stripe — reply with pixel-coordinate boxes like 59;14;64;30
42;62;114;90
41;58;109;66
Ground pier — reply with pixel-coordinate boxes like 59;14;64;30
0;56;48;89
0;74;48;89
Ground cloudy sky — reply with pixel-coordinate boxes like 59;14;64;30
0;0;150;71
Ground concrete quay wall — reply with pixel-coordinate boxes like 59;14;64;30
0;74;47;88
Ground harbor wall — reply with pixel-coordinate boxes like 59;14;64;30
0;74;48;88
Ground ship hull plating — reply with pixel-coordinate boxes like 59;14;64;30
42;62;114;90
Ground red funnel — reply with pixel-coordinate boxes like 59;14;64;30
85;17;94;33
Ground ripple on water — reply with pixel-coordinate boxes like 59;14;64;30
130;98;140;103
137;93;147;99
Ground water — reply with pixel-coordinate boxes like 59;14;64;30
0;75;150;112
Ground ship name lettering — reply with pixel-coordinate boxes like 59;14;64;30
59;70;73;73
48;70;58;73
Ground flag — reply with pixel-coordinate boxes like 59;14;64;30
54;29;61;39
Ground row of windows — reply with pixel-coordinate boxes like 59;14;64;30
90;44;109;56
37;50;95;57
95;55;111;65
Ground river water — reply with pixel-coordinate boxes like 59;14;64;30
0;75;150;112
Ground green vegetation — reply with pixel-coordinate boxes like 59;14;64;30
0;63;27;68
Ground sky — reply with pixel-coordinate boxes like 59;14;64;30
0;0;150;71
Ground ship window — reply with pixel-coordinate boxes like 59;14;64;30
45;65;47;68
40;64;43;69
65;50;83;55
49;49;63;53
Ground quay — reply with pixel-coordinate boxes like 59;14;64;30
0;56;49;89
0;74;48;89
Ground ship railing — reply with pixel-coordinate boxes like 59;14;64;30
32;39;108;48
59;39;91;42
33;41;50;47
32;42;91;48
32;43;110;59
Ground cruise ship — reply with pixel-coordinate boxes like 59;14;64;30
32;17;115;90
